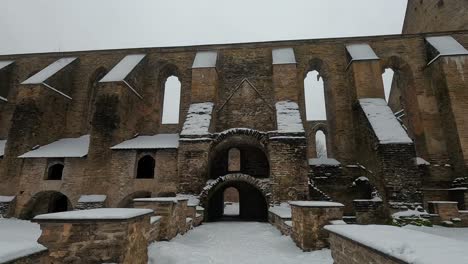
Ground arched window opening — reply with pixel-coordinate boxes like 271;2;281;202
382;68;395;102
223;187;239;217
304;71;327;121
315;130;327;158
47;163;64;180
228;148;241;172
161;76;181;124
136;155;155;179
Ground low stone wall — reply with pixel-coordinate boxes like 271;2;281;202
148;216;161;243
325;224;468;263
268;211;292;236
353;199;385;224
33;208;153;264
290;201;344;251
133;198;179;240
328;232;405;264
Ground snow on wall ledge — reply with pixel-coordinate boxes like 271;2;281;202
180;102;214;137
275;101;305;134
359;99;412;144
325;224;468;264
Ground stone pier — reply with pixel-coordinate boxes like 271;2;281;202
289;201;344;251
33;208;153;264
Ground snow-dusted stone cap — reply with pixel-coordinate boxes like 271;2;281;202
78;195;107;203
18;135;90;158
289;201;344;208
22;57;77;84
308;158;340;167
345;43;379;61
0;140;6;157
272;48;296;65
151;216;162;224
0;60;14;71
133;197;179;203
426;36;468;57
192;51;218;68
359;98;412;144
111;134;179;150
99;54;146;82
324;224;468;264
33;208;153;222
0;196;15;202
415;157;430;166
427;201;458;204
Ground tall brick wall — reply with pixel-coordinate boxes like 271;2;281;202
0;31;467;217
403;0;468;34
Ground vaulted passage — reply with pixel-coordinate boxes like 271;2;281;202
206;180;267;222
20;191;71;220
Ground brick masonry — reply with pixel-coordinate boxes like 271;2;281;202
0;19;466;221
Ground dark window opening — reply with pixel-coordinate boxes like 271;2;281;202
136;155;155;179
47;164;64;180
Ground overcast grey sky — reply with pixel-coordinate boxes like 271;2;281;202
0;0;407;55
0;0;404;130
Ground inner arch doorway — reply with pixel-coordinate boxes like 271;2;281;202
201;174;269;222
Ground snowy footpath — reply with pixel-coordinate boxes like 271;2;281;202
148;222;332;264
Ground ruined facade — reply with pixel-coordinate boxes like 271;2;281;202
0;1;467;222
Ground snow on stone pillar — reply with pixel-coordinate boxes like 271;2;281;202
272;48;298;101
33;208;153;264
133;197;180;240
345;43;384;99
425;36;468;176
191;51;218;103
289;201;344;251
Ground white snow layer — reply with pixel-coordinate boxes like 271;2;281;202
223;202;239;216
359;99;412;144
99;54;146;82
272;48;296;64
22;57;77;84
289;201;344;207
148;222;332;264
133;197;179;203
180;102;214;136
308;158;340;166
77;195;107;203
0;196;15;202
0;219;46;263
325;224;468;264
426;36;468;56
415;157;430;165
0;139;6;157
0;60;14;71
346;43;379;61
275;101;305;133
177;194;200;206
192;51;218;68
33;208;153;220
111;134;179;149
19;135;90;158
403;225;468;243
269;203;292;219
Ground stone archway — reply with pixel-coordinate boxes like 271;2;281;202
200;173;270;222
20;191;72;220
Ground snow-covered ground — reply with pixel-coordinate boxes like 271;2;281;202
223;202;239;216
0;218;45;263
403;225;468;243
148;222;332;264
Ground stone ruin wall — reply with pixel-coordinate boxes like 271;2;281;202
0;30;467;217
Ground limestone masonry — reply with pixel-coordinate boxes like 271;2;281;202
0;1;468;226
